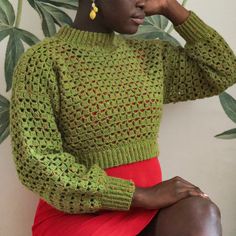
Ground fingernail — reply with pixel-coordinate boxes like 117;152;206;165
201;193;209;198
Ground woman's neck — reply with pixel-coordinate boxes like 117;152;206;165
72;6;113;34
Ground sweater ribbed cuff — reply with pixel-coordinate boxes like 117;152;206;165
174;11;212;43
101;176;135;211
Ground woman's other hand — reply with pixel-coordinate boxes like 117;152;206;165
131;176;210;209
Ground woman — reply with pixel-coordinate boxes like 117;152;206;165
9;0;236;235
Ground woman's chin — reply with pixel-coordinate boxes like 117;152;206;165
118;25;139;35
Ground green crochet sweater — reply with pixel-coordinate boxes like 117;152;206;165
10;11;236;214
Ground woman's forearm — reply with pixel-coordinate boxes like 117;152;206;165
163;0;190;26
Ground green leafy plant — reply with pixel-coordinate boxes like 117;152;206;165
0;0;186;145
215;92;236;139
0;0;78;144
27;0;78;36
0;0;40;92
0;94;10;143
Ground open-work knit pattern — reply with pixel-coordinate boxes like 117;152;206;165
10;11;236;214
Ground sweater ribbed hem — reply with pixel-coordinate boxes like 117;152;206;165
78;138;159;169
174;11;211;43
102;176;136;211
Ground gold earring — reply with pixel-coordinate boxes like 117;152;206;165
89;0;99;20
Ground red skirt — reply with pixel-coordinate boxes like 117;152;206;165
32;157;162;236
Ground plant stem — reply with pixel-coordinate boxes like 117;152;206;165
15;0;23;28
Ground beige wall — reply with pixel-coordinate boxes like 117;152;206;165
0;1;235;235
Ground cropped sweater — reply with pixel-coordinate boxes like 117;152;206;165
10;11;236;214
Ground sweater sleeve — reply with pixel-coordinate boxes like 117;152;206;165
161;11;236;104
9;47;135;214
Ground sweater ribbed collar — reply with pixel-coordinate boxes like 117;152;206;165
54;24;120;49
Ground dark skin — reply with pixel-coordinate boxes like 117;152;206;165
73;0;190;34
73;0;222;235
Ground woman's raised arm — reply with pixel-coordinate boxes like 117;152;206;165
161;10;236;104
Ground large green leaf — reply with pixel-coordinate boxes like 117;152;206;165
5;29;24;91
40;2;72;26
27;0;74;37
133;25;163;37
0;109;8;124
158;33;181;46
2;27;39;91
215;128;236;139
27;0;37;8
0;1;40;92
144;15;169;30
0;10;40;91
0;94;10;144
0;0;15;26
0;123;9;144
124;12;181;46
17;28;40;46
0;93;9;109
125;25;181;46
37;3;57;36
39;0;78;10
0;7;9;25
0;24;11;41
219;92;236;124
0;0;15;43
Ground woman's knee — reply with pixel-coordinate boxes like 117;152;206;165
153;196;222;236
180;196;221;222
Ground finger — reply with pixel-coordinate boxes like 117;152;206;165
178;189;211;200
174;177;209;197
200;193;211;200
171;177;210;200
175;180;203;193
187;185;210;200
174;176;199;189
177;186;206;196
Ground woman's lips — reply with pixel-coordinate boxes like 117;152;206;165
131;17;145;25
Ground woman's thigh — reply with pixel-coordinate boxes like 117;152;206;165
137;196;221;236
